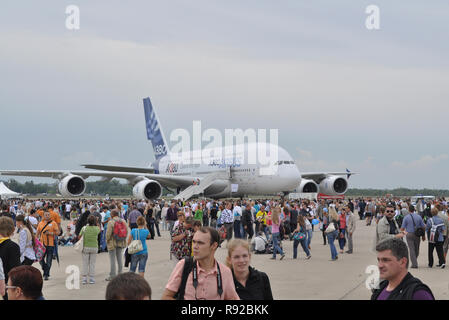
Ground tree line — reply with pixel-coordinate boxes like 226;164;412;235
1;179;448;197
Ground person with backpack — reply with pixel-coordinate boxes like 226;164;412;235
371;238;434;300
426;208;446;268
105;209;128;281
162;227;239;300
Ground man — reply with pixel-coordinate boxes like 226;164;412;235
375;203;405;247
6;265;45;300
344;206;356;254
221;203;234;242
358;199;366;220
105;209;128;281
401;205;425;268
128;205;142;230
233;202;242;239
256;205;270;240
162;227;240;300
166;202;179;232
371;238;434;300
365;199;376;226
289;205;298;240
36;211;59;280
100;206;110;252
242;204;254;241
106;272;152;300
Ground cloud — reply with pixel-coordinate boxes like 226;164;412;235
391;154;449;169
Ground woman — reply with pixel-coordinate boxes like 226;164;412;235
226;239;273;300
144;204;156;240
321;208;329;245
78;214;100;284
170;213;194;267
338;208;347;254
327;207;340;261
269;207;285;260
128;216;150;277
15;215;36;265
293;215;311;259
426;208;446;268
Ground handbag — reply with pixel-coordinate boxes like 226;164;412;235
411;214;425;237
325;222;336;234
74;226;86;253
128;229;143;254
293;231;306;241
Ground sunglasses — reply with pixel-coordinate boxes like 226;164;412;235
386;210;394;213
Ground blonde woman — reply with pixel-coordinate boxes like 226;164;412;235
226;239;273;300
270;207;285;260
327;206;340;261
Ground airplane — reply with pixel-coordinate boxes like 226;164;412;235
0;97;355;201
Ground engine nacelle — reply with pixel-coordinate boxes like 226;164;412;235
58;175;86;197
133;179;162;200
319;176;348;195
297;179;319;193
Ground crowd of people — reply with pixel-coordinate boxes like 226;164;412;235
0;195;447;300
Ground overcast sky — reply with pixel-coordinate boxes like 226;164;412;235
1;1;448;189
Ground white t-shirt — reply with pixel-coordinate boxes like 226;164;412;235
66;204;72;212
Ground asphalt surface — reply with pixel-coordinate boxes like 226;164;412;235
11;213;448;300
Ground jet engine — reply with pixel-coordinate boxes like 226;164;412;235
318;176;348;195
58;175;86;197
133;179;163;200
298;179;319;193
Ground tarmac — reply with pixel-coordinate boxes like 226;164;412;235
10;212;449;300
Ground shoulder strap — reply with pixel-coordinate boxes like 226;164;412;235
176;257;194;300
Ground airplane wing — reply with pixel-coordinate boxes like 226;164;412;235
82;164;155;174
301;169;357;183
0;170;205;189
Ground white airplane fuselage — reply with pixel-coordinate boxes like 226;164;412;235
156;142;301;198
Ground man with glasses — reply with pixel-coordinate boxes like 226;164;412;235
375;203;404;246
162;227;239;300
6;265;45;300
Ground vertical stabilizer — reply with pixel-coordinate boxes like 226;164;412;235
143;97;168;161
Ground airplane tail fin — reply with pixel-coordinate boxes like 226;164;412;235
143;97;168;161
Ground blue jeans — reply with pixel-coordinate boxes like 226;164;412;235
234;220;242;239
293;239;310;258
327;230;338;260
130;253;148;273
338;229;346;250
40;246;54;277
53;236;59;258
272;232;284;258
100;230;107;251
306;230;313;248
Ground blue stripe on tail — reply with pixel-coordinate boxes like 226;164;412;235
143;97;168;161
